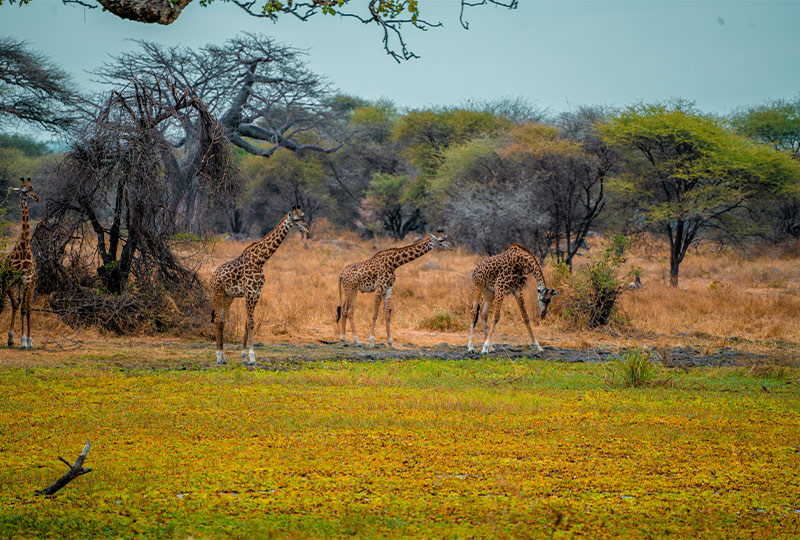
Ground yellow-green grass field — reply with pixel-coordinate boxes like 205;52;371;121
1;350;799;539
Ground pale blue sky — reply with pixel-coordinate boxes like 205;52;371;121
2;0;799;121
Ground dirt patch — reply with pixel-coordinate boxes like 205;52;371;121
0;338;783;371
245;341;771;369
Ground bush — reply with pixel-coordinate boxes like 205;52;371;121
558;235;628;328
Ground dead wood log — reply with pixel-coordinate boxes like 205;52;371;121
37;440;92;496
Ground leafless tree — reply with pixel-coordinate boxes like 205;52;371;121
91;33;343;231
31;77;236;333
440;150;552;256
0;37;79;132
47;0;517;61
463;95;547;124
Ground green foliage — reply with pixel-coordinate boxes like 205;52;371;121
350;100;398;131
602;101;800;223
0;357;798;538
0;133;49;157
241;148;330;230
600;100;800;284
559;237;628;328
428;136;500;205
367;172;410;203
360;173;425;238
609;346;660;387
393;108;509;188
731;97;800;158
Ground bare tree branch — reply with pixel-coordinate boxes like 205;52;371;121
37;441;92;496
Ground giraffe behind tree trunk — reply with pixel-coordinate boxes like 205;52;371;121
2;178;40;350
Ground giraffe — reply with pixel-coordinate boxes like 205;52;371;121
209;206;309;365
1;178;41;350
336;232;453;348
467;243;557;355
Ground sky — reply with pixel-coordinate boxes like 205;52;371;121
2;0;800;132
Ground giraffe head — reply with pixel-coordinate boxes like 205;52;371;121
12;178;40;203
537;286;557;319
287;205;310;234
429;230;454;251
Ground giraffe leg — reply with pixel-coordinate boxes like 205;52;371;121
242;294;258;365
7;289;19;348
513;290;542;353
214;295;233;364
467;284;483;353
482;289;506;354
21;283;33;350
481;292;494;342
339;298;349;343
383;287;395;349
369;290;383;348
347;296;361;347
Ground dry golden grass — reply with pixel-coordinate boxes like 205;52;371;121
2;222;798;356
195;224;800;355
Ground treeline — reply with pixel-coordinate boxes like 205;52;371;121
1;33;799;306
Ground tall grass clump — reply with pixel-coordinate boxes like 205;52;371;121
609;346;660;387
557;234;629;327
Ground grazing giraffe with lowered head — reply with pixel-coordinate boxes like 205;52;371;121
210;206;309;365
1;178;41;350
467;243;557;354
336;232;453;348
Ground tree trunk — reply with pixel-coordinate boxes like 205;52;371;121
669;258;680;287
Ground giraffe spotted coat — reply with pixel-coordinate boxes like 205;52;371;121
1;178;40;350
210;207;309;365
337;233;453;348
468;243;557;354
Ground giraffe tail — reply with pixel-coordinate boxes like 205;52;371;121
211;309;215;323
335;275;343;323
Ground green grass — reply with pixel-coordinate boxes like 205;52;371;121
1;357;798;538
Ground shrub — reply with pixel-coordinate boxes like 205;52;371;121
559;236;627;328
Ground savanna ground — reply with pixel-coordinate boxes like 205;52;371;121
1;225;799;538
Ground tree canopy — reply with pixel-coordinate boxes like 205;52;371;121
600;100;800;286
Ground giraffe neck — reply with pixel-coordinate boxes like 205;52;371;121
19;200;30;246
385;239;432;270
514;247;547;288
245;215;290;266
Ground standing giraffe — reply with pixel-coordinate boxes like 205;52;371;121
467;243;557;354
210;206;309;365
1;178;41;350
336;232;453;348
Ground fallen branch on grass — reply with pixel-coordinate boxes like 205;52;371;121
37;440;92;496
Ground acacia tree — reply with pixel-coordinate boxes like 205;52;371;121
0;37;78;132
600;101;800;286
731;98;800;238
93;33;342;232
11;0;518;61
